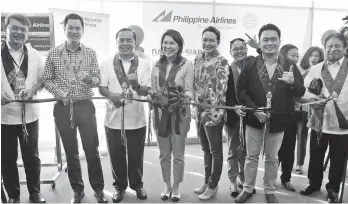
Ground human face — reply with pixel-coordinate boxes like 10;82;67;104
6;18;29;46
64;19;84;43
230;40;248;61
162;35;179;60
116;31;135;55
325;37;345;62
260;30;280;56
202;31;219;55
309;50;320;66
287;48;299;64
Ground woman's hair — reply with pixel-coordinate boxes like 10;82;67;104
159;29;184;65
300;46;324;70
202;26;220;44
279;44;298;59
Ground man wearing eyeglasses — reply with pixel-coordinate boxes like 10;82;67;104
43;13;107;203
1;14;46;203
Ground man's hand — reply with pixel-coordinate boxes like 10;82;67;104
254;110;270;123
245;33;259;49
278;65;294;84
128;73;139;90
309;95;327;110
78;71;92;84
1;92;12;105
234;106;246;117
109;93;124;108
18;88;35;100
61;92;70;106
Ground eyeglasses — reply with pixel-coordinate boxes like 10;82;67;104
8;25;28;33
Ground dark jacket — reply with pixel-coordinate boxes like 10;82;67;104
225;56;254;127
237;54;305;133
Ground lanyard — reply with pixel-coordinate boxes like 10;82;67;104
12;51;24;73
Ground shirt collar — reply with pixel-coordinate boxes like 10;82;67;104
327;57;344;66
262;54;279;65
119;54;134;63
6;41;23;52
65;41;82;52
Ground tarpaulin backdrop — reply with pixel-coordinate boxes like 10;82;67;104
142;2;313;62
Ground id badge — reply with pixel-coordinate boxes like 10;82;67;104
15;72;26;99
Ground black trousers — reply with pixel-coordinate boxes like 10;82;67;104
278;120;297;183
105;126;146;191
54;100;104;193
308;130;348;193
196;121;223;189
1;120;41;198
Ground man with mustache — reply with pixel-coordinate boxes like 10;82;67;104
43;13;107;203
300;33;348;203
99;28;151;203
1;13;46;203
235;24;305;203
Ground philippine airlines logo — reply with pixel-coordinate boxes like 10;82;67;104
152;10;173;22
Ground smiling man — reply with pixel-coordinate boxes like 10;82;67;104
43;13;107;203
235;24;305;203
99;28;151;203
1;13;45;203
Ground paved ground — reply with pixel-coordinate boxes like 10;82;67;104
13;143;348;203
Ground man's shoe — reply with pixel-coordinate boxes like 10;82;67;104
235;191;252;203
94;191;107;203
29;192;46;203
135;188;147;200
300;184;320;195
230;182;239;198
265;194;278;203
70;191;85;204
198;186;218;200
112;189;125;203
237;181;256;194
282;181;296;192
8;197;20;203
193;184;208;195
327;191;339;203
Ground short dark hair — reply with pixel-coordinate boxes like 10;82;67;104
279;44;298;58
325;32;347;48
202;26;220;43
300;46;324;70
159;29;184;65
258;23;281;40
116;28;136;42
229;38;246;50
64;13;84;29
4;14;31;30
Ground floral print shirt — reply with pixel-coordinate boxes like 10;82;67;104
192;51;229;126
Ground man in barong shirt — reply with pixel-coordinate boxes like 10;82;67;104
300;33;348;203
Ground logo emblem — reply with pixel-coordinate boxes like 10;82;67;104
152;10;173;22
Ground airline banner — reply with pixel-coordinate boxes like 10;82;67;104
49;8;110;60
142;3;312;62
1;13;54;55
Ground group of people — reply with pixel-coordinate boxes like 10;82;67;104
1;12;348;204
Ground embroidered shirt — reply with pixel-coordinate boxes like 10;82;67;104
193;51;229;126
